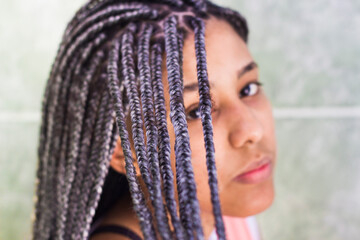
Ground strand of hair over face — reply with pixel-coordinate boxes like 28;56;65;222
189;16;225;240
163;15;204;240
32;0;249;239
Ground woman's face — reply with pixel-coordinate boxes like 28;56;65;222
161;17;277;218
111;15;277;233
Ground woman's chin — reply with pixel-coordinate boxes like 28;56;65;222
223;180;275;218
244;188;275;217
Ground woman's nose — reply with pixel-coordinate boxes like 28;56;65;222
227;102;264;149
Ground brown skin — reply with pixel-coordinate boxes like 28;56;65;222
92;17;277;240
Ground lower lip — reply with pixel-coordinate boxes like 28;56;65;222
233;162;272;184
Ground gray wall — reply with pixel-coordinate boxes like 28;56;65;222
223;1;360;240
1;0;359;239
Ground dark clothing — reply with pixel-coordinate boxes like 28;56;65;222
90;224;142;240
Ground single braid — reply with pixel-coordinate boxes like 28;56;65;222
190;16;226;240
164;15;204;240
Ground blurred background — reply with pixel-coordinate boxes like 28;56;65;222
1;0;359;239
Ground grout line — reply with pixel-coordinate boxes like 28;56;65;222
0;107;360;123
273;107;360;119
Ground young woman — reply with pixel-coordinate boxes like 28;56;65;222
31;0;277;239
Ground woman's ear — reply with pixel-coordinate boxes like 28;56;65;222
110;136;141;176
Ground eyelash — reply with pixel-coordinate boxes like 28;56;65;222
185;81;263;121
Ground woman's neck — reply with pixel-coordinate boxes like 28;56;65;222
99;192;144;238
200;209;216;239
100;192;216;240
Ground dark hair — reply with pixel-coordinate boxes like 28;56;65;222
31;0;248;239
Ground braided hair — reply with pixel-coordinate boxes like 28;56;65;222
31;0;248;239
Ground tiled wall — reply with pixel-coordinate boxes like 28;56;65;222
226;1;360;239
0;1;85;239
1;0;359;239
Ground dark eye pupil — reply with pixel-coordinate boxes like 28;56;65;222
242;85;250;96
189;107;201;119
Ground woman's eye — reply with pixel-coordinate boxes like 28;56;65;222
186;106;202;120
186;81;263;121
239;81;263;98
186;97;216;121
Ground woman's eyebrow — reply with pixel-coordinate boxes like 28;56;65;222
183;61;258;95
183;81;214;95
237;61;258;79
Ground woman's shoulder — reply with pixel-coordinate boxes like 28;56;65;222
208;216;262;240
226;215;262;240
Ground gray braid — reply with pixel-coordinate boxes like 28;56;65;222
164;15;204;240
189;16;225;239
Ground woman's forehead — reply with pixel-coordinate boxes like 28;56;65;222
161;17;252;89
159;17;254;112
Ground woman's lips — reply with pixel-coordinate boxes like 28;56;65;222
233;157;273;184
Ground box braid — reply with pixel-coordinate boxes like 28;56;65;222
31;0;249;240
163;15;204;239
189;17;225;240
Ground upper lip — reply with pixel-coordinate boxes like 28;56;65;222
235;156;272;177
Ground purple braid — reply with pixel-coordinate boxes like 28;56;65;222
164;15;204;240
190;16;226;240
